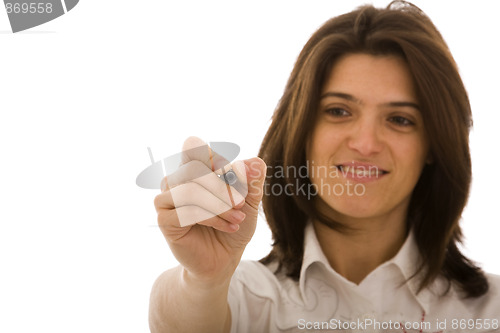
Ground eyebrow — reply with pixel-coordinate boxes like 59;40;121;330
320;92;361;103
320;91;420;111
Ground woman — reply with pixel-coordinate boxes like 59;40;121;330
150;1;500;332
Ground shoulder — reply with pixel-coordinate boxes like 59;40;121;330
463;273;500;310
486;272;500;291
431;272;500;319
466;273;500;313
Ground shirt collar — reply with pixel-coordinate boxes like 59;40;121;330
299;221;433;314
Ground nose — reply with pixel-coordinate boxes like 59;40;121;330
346;117;384;156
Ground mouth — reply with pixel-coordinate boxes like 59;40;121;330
336;164;389;179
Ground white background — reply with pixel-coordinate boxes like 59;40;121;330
0;1;498;332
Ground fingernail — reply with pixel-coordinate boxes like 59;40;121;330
232;210;246;221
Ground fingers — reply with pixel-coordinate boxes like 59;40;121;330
161;138;247;196
159;159;246;205
159;137;230;193
163;160;246;205
158;206;245;235
180;136;231;173
177;206;244;232
154;181;245;227
155;136;255;231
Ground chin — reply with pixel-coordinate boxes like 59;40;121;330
323;196;385;220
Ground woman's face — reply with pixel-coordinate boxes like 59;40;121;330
307;53;429;222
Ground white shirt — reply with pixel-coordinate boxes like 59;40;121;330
228;223;500;332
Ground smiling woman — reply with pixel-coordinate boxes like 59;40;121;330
149;1;500;332
258;0;485;298
309;54;429;228
251;0;500;330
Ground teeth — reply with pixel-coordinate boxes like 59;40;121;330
341;166;382;177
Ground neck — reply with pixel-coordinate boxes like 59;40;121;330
313;211;408;285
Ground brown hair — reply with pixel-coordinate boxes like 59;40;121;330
258;0;488;298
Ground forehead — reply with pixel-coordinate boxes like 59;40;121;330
322;53;417;103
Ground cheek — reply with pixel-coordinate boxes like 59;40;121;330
308;124;342;163
396;136;429;177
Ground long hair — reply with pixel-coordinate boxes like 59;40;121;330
258;0;488;298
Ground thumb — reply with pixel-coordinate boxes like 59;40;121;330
243;157;267;209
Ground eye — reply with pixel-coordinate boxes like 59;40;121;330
388;115;414;127
325;107;351;118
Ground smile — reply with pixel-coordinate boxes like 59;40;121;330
336;163;389;181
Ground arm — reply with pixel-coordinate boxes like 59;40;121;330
149;266;231;333
148;137;267;332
